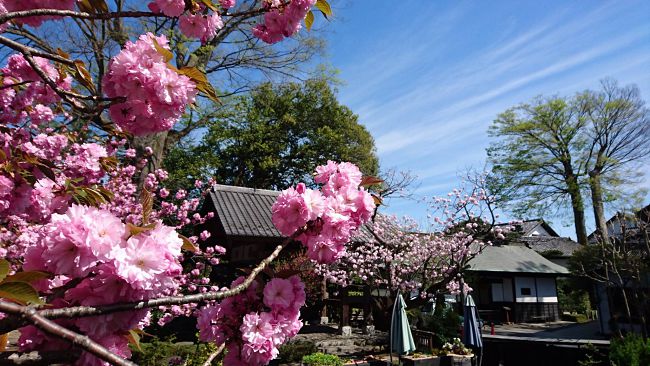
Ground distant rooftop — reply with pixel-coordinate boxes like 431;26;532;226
468;244;569;275
497;219;560;237
207;184;282;238
517;236;581;257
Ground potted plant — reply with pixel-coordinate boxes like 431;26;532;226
439;338;473;366
400;352;441;366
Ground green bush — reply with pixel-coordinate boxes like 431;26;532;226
302;352;344;366
557;279;592;315
418;307;461;348
610;334;650;366
278;341;318;363
561;313;589;323
130;336;218;366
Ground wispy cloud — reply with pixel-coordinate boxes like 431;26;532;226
327;0;650;235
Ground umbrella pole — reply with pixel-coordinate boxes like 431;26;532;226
389;292;398;366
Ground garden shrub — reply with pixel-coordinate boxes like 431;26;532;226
302;352;344;366
130;336;218;366
609;334;650;366
418;307;461;347
561;313;589;323
278;341;318;363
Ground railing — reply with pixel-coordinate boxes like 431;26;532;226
411;329;437;351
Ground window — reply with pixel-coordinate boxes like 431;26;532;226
520;288;532;296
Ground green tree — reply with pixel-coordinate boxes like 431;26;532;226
487;97;591;244
487;80;649;246
578;80;650;244
164;78;379;190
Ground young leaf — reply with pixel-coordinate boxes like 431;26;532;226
127;330;142;352
360;176;384;187
177;67;221;104
0;282;44;305
78;0;108;13
55;48;71;60
3;271;50;284
0;259;10;282
152;39;174;63
74;60;96;92
141;188;153;225
200;0;219;12
90;0;109;13
305;10;314;31
180;234;199;252
315;0;332;19
372;193;382;206
126;223;156;237
0;333;6;351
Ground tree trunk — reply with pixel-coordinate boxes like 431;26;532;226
131;131;169;188
589;168;610;245
565;170;589;245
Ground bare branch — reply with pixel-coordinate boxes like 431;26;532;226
0;302;135;366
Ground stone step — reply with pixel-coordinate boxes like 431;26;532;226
318;344;386;357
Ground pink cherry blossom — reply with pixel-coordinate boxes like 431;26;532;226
4;0;76;27
179;13;223;43
150;0;185;17
103;33;197;135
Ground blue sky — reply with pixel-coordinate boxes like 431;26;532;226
319;0;650;238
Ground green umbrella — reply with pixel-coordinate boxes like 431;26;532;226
390;292;416;363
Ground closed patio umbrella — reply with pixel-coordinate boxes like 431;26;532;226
389;292;416;364
463;294;483;365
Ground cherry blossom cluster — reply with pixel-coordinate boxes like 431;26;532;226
18;205;183;365
253;0;316;44
102;33;197;136
317;179;511;298
197;275;305;366
0;54;72;125
0;130;107;231
149;1;226;42
271;161;375;264
0;0;76;27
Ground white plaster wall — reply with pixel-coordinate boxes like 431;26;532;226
536;277;558;303
514;277;537;303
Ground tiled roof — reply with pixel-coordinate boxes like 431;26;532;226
208;184;282;238
468;244;569;274
207;185;393;240
518;236;581;257
496;219;560;237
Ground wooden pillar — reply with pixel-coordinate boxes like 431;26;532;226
321;277;328;318
341;303;350;327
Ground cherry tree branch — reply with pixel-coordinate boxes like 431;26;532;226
0;8;265;24
0;302;135;366
20;52;91;111
0;36;74;65
202;343;226;366
0;10;158;24
39;238;290;320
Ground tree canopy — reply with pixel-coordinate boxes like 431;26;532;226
164;78;379;190
487;80;649;245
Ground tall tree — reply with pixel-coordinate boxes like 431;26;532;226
1;0;325;185
579;80;650;244
164;78;379;190
487;97;591;244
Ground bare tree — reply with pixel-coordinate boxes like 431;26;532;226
570;206;650;338
579;79;650;244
